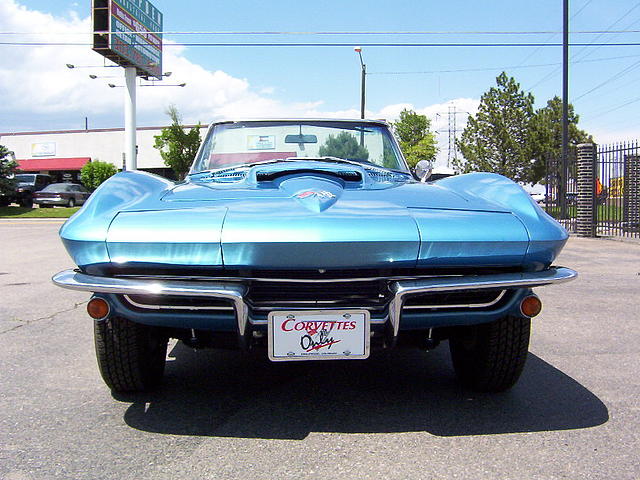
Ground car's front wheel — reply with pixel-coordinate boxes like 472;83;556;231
67;197;76;207
94;316;168;393
449;315;530;392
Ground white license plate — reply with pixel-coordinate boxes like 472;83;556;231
268;310;370;362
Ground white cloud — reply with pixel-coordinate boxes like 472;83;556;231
0;0;483;165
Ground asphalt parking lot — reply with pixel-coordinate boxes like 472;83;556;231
0;220;638;480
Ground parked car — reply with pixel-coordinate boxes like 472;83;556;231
53;119;576;394
34;183;90;208
12;174;52;207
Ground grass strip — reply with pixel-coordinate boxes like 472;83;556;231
0;206;80;218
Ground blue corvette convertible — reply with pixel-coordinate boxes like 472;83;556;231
53;119;576;393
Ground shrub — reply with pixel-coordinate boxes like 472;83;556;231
81;160;117;191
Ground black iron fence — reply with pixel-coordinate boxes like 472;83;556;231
544;147;578;233
544;141;640;239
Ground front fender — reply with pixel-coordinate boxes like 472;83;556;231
60;171;175;269
437;173;568;270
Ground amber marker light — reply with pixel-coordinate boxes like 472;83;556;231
520;295;542;318
87;297;110;320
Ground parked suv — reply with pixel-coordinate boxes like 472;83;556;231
13;174;52;207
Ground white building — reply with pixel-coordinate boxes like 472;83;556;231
0;125;203;182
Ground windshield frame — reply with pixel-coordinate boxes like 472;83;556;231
189;119;410;175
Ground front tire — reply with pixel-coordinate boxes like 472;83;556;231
94;316;168;393
67;197;76;207
449;315;530;392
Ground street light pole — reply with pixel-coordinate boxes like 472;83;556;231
355;47;366;119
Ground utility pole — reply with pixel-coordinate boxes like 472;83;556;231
560;0;569;219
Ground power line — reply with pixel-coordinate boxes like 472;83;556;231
571;2;640;63
3;29;640;36
368;53;640;75
515;0;594;68
3;41;640;47
525;2;640;92
589;95;640;117
572;58;640;102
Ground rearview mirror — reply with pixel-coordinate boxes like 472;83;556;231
285;134;318;144
414;160;433;182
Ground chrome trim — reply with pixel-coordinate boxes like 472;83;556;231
387;267;577;338
402;290;506;310
123;295;234;312
52;270;249;336
53;266;577;340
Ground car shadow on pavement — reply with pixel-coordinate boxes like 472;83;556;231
119;342;609;439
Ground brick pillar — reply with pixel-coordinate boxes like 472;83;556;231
623;155;640;232
576;143;597;237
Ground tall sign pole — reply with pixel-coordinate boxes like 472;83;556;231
124;66;137;170
561;0;569;219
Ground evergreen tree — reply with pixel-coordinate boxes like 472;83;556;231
0;145;18;204
529;96;592;183
455;72;535;183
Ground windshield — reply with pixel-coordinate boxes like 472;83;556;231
41;183;69;192
191;120;408;174
15;174;35;183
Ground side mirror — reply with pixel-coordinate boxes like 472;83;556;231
414;160;433;182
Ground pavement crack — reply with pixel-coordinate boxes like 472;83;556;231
0;300;88;335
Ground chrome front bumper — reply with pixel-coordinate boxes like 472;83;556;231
52;267;577;339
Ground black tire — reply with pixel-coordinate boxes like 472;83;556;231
94;316;168;393
67;197;76;207
449;315;530;392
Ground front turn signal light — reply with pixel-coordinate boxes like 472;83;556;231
520;295;542;318
87;297;110;320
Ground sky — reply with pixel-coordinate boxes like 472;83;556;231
1;0;640;167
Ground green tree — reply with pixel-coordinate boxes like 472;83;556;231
154;105;201;180
392;109;438;168
0;145;18;205
529;96;592;183
81;160;117;191
318;131;369;161
455;72;535;183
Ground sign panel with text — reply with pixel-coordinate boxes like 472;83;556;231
92;0;163;79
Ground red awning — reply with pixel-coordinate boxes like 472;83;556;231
17;157;91;171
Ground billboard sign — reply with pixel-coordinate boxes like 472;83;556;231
92;0;163;79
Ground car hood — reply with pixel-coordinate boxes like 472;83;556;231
61;168;566;273
104;167;528;270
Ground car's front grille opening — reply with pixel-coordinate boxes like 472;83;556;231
402;289;509;311
246;280;391;310
123;294;234;311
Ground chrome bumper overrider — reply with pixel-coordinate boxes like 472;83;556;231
52;267;577;339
